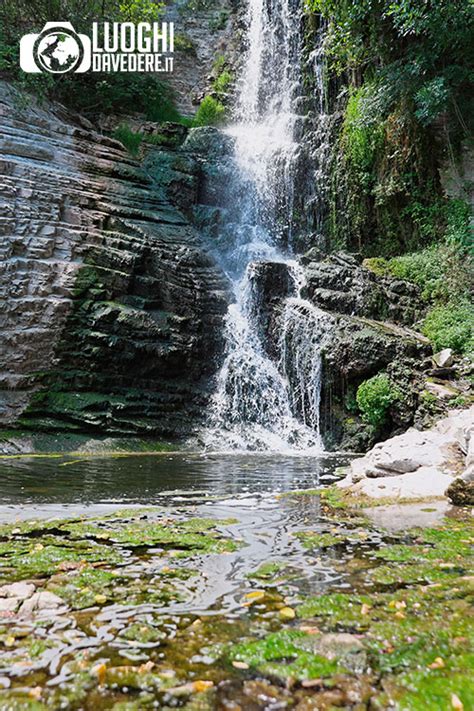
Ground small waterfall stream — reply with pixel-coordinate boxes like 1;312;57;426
202;0;330;452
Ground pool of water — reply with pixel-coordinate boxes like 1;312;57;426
0;452;352;616
0;452;350;519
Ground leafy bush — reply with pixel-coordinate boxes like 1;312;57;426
365;220;471;304
422;303;474;356
414;77;450;126
356;374;400;428
174;34;196;54
309;0;472;131
313;0;472;256
387;246;449;302
112;124;142;156
362;258;390;277
194;96;226;127
445;199;472;250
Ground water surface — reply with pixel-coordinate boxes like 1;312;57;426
0;452;349;520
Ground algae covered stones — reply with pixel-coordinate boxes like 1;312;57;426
0;503;472;709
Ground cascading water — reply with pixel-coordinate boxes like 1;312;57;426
201;0;330;452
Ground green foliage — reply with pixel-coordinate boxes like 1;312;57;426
414;77;450;126
343;88;383;179
362;257;390;277
209;10;229;32
174;33;196;54
445;198;472;250
118;0;163;23
212;54;227;74
315;0;472;255
194;95;226;127
310;0;472;130
356;374;400;428
112;124;142;156
213;69;233;96
422;302;474;356
210;55;233;98
387;245;451;302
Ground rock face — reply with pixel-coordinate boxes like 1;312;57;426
338;406;474;500
0;82;229;438
303;252;423;326
300;252;431;450
163;0;237;115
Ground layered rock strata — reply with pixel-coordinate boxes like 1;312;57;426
0;82;229;437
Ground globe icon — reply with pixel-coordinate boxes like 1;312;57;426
35;29;81;74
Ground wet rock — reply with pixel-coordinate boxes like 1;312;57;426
318;317;430;450
309;632;365;667
338;406;474;499
0;81;230;438
294;251;434;451
0;597;21;613
18;591;67;617
247;261;295;357
425;381;458;400
303;252;424;326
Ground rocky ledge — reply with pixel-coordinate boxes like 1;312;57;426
338;406;474;504
300;252;472;451
0;82;229;439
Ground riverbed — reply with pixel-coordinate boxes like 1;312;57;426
0;453;472;709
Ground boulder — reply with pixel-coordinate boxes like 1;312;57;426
338;406;474;500
433;348;454;368
18;591;68;617
0;582;35;600
446;477;474;506
303;252;424;326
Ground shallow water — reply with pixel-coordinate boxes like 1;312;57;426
0;453;471;709
0;454;351;619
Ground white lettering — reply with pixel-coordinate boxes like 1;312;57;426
120;22;135;52
137;23;151;53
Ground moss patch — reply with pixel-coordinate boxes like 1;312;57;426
228;630;342;680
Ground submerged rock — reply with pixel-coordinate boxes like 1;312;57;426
338;406;473;500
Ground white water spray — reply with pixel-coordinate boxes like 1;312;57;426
202;0;330;452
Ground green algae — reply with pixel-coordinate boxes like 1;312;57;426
298;591;374;629
294;517;474;708
0;504;472;710
121;622;167;644
61;515;240;555
295;531;345;549
228;630;342;680
283;486;347;508
0;541;123;581
47;566;119;608
247;561;284;579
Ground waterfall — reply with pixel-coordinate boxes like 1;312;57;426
201;0;330;452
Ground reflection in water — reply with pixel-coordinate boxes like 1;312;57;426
0;453;352;611
0;453;349;518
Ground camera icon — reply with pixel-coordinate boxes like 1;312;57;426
20;22;91;74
